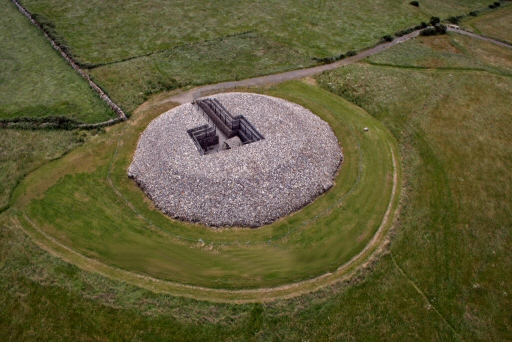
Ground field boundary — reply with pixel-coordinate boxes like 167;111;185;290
0;116;124;130
85;30;258;70
10;0;127;122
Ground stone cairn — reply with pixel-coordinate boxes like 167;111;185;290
129;93;342;227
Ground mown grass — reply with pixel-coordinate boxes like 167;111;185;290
461;3;512;44
19;0;490;65
316;33;512;340
0;129;94;212
10;82;398;290
1;214;456;341
0;0;115;123
89;32;315;114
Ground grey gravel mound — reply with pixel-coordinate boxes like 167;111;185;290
128;93;342;227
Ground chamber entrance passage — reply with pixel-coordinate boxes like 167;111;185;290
188;99;264;155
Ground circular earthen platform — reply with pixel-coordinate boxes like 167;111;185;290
128;93;342;227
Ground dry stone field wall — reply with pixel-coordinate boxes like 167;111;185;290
11;0;127;123
129;93;342;227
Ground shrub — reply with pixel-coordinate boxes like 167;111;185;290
430;16;441;26
448;16;460;24
0;116;81;130
410;1;419;7
395;27;415;37
31;13;55;29
312;53;346;65
414;22;428;30
346;50;357;57
32;14;75;61
436;24;447;34
489;4;496;8
73;131;88;143
382;35;394;42
420;24;447;36
469;11;478;16
420;27;437;36
494;2;501;6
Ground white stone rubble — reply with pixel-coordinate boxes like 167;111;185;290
128;93;342;227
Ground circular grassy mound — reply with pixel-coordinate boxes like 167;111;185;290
129;93;342;227
12;82;400;301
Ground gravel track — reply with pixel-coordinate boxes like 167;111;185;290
129;93;342;227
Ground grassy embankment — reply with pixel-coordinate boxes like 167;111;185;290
0;0;115;123
1;16;511;342
18;0;491;115
9;82;399;298
460;2;512;44
0;130;94;212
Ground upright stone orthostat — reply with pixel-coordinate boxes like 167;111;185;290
128;93;342;227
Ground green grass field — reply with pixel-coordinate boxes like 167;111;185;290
1;6;511;341
10;82;400;294
316;32;512;340
2;54;510;336
89;32;315;114
0;0;115;123
18;0;490;65
461;3;512;44
12;0;495;116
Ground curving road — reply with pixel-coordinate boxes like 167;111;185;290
164;30;422;104
163;28;512;105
